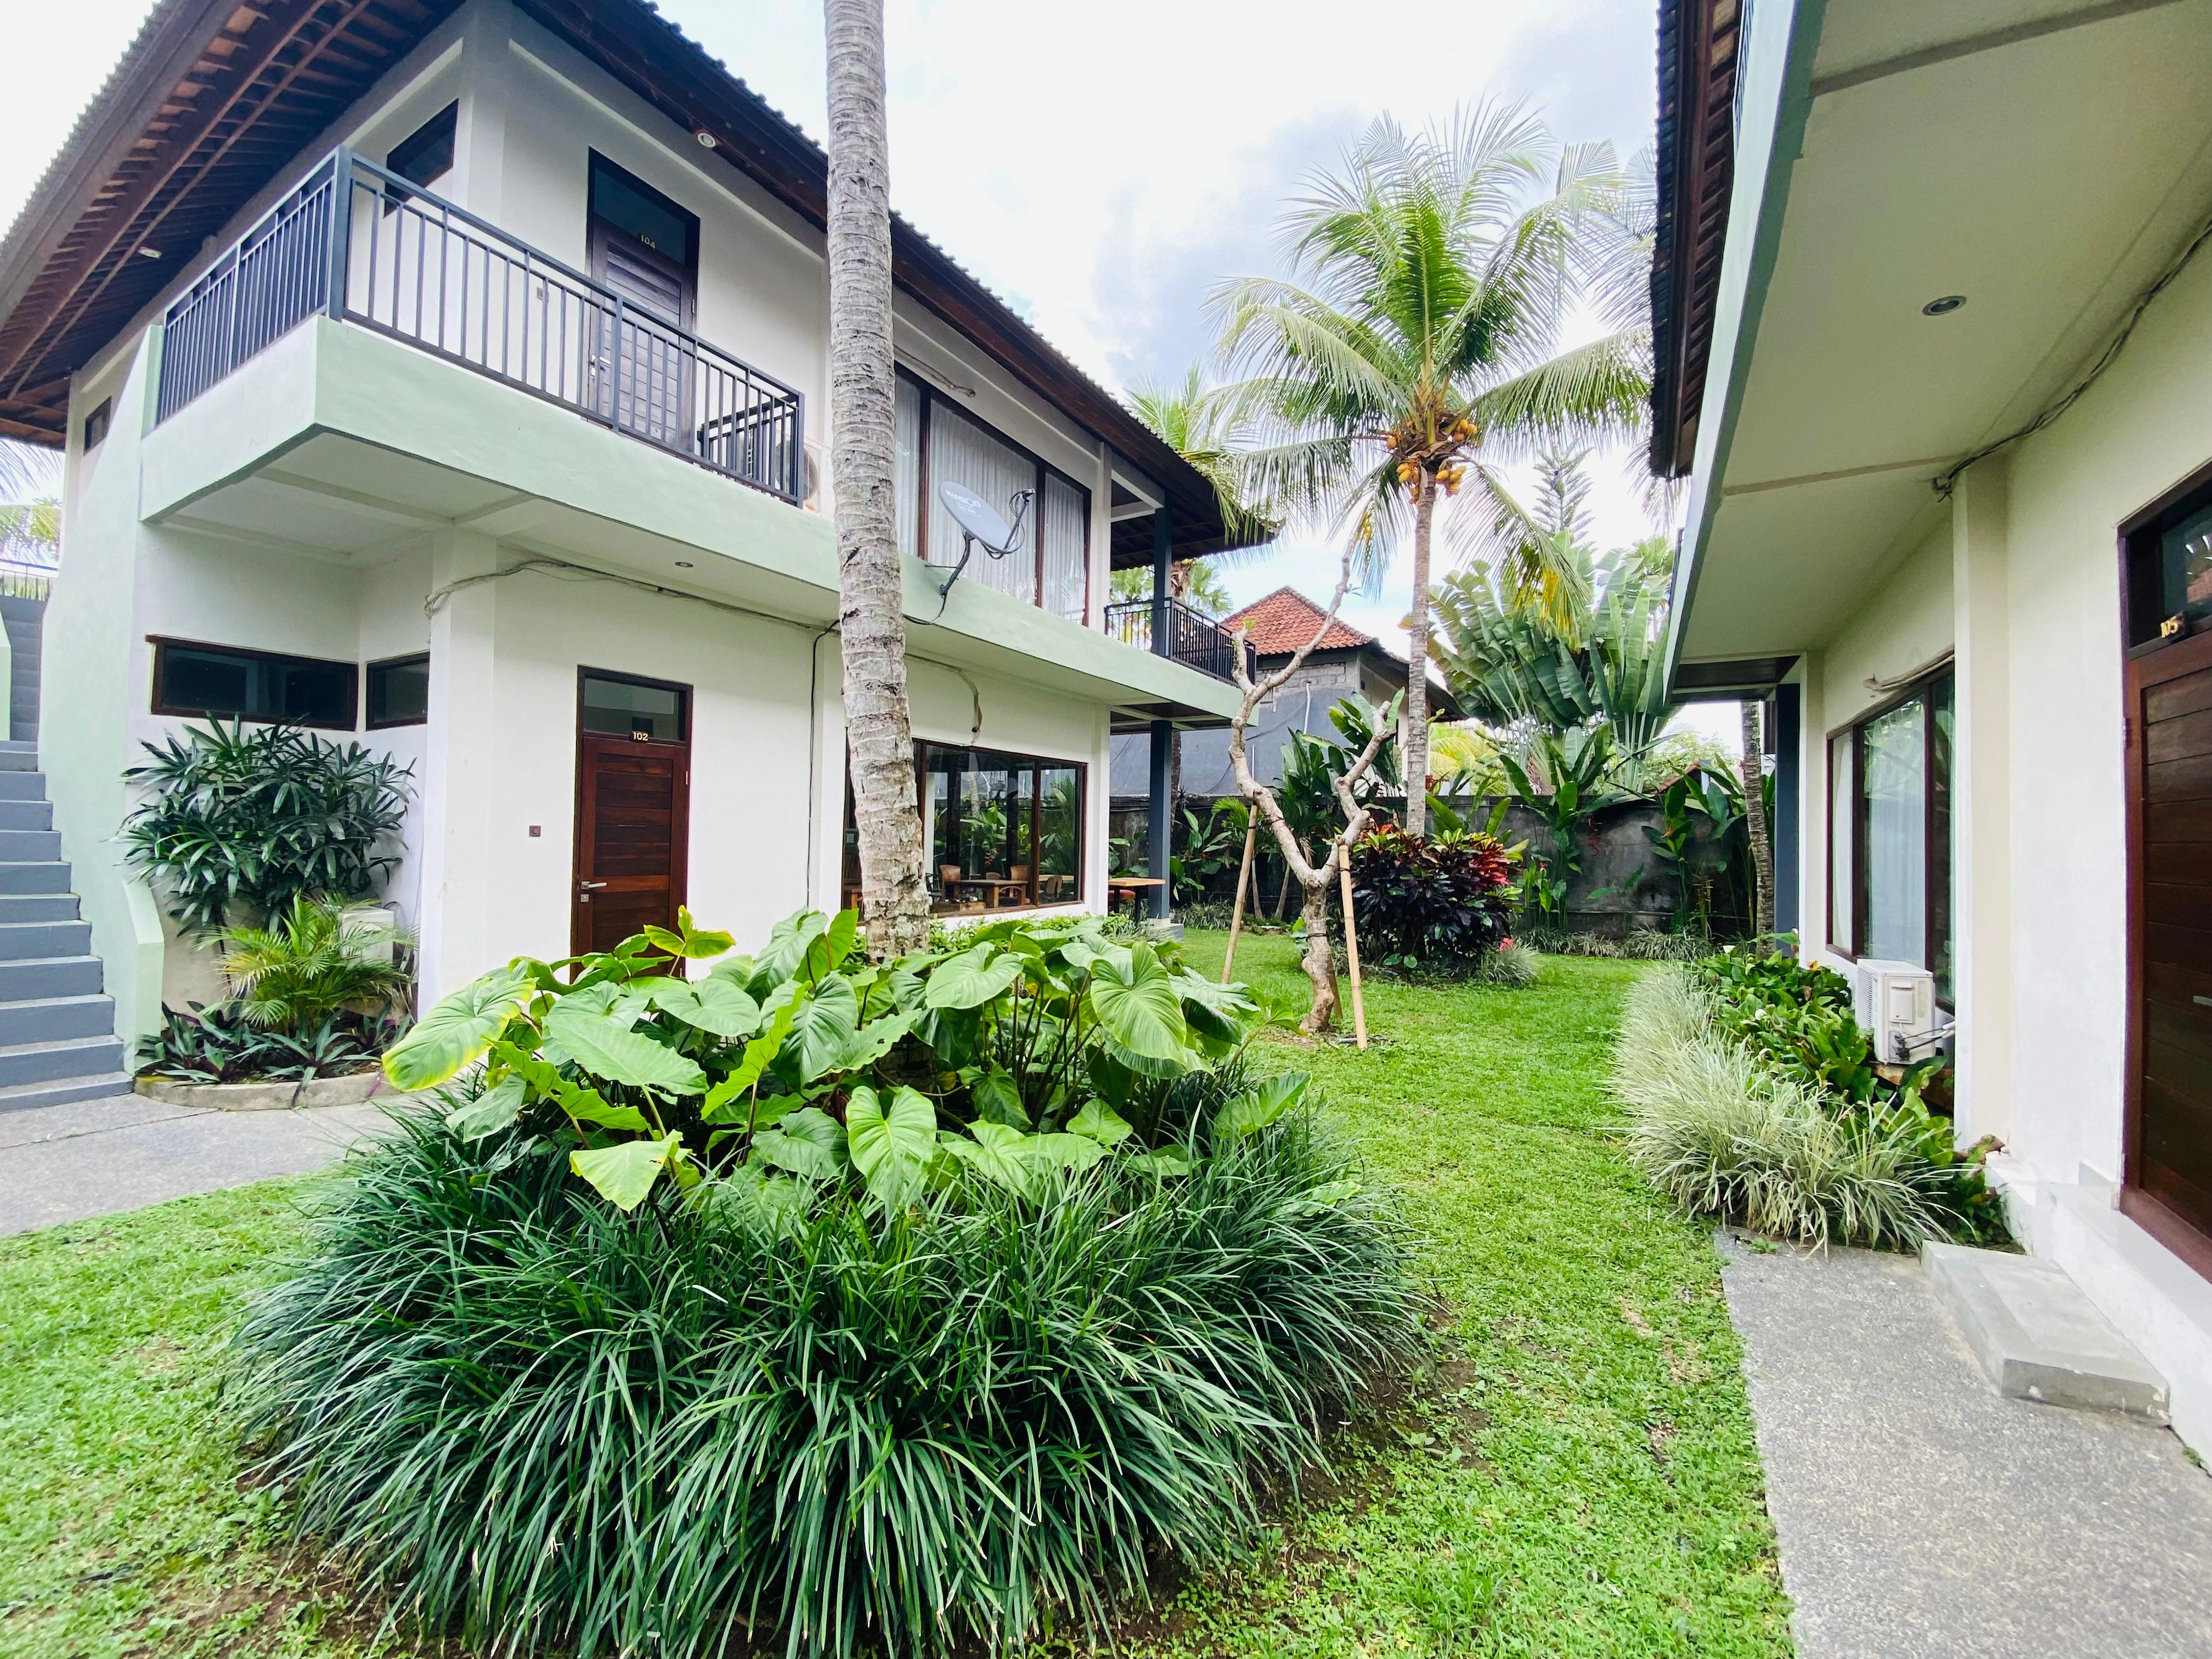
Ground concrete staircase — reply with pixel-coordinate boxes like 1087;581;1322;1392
0;739;128;1111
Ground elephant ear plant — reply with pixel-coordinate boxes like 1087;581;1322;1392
384;903;1297;1216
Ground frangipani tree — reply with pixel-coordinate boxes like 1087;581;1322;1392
1211;106;1650;833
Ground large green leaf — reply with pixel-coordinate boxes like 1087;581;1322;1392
1024;1131;1108;1178
641;906;737;961
700;1164;810;1240
972;1066;1031;1129
557;1084;654;1134
939;1120;1035;1198
1087;943;1191;1077
788;974;861;1083
571;1134;682;1212
755;911;830;989
753;1105;848;1180
648;975;762;1040
1176;974;1262;1050
383;969;532;1090
1212;1071;1311;1144
1065;1098;1134;1147
544;1003;708;1097
445;1075;525;1141
701;1000;799;1125
802;909;861;984
925;943;1025;1011
846;1084;937;1210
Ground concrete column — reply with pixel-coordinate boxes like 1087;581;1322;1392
1773;681;1802;937
1952;460;2014;1147
416;529;501;1000
454;0;514;221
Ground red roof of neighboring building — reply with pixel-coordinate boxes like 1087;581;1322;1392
1221;586;1372;655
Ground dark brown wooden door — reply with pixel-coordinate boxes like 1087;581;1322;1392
572;733;690;956
2125;628;2212;1267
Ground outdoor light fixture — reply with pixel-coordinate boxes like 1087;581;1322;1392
674;560;694;568
694;129;716;149
136;246;162;259
1922;295;1967;316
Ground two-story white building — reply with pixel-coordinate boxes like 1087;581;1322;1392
0;0;1257;1109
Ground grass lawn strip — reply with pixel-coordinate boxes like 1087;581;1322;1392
0;940;1792;1658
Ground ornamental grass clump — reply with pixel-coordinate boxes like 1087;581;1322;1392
227;905;1421;1658
1613;968;1946;1250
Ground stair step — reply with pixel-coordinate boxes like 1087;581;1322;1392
0;956;103;998
0;829;59;859
0;799;52;830
1924;1241;2170;1420
0;1034;129;1088
0;740;36;753
0;1070;133;1114
0;893;80;922
0;749;36;771
0;862;72;894
0;919;89;960
0;771;46;800
0;994;116;1046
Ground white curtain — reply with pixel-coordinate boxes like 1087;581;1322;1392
1040;473;1088;621
895;376;922;560
1860;697;1926;963
1829;734;1854;951
925;400;1036;605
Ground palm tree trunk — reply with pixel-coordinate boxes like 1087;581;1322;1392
1401;471;1436;836
1740;699;1775;945
826;0;928;958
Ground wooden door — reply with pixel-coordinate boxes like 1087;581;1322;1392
572;731;690;956
2125;628;2212;1267
589;222;696;453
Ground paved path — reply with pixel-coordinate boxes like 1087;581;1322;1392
0;1093;391;1235
1722;1235;2212;1658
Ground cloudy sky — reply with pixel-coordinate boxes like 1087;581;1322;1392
2;0;1728;744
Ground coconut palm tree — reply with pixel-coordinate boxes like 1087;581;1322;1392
1212;106;1650;834
825;0;929;956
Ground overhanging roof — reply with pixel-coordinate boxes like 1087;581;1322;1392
0;0;1258;566
1659;0;2212;682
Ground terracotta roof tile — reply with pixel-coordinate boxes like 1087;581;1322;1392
1221;586;1372;656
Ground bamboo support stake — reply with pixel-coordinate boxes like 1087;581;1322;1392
1338;859;1367;1050
1222;812;1257;982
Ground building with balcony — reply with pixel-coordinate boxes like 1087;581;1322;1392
0;0;1261;1105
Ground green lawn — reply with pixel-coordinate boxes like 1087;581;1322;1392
0;937;1791;1658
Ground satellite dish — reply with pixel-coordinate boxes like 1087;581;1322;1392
930;480;1034;609
939;481;1017;554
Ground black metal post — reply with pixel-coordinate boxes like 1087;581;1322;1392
1147;504;1173;919
1772;683;1801;938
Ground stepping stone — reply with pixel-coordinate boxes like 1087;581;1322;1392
1925;1241;2169;1421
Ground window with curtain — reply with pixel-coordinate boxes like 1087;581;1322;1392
893;368;1091;620
1829;668;1955;1003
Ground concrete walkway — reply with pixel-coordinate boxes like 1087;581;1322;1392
1723;1236;2212;1658
0;1092;390;1235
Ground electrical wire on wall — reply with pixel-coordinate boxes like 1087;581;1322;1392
1934;211;2212;499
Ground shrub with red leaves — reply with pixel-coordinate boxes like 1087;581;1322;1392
1347;826;1516;976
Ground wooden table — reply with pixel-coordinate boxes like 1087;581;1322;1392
1108;876;1167;917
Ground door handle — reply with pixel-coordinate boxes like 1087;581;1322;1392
579;881;608;891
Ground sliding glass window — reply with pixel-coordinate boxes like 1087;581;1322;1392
1828;670;1954;1002
917;742;1084;914
893;368;1091;622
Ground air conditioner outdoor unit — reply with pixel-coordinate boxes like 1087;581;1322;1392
1850;958;1938;1064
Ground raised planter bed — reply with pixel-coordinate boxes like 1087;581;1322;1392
134;1069;414;1113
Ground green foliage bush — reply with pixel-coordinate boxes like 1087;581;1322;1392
136;1003;397;1084
120;721;412;934
232;905;1421;1657
1615;971;1947;1250
1347;825;1515;977
1690;948;2007;1244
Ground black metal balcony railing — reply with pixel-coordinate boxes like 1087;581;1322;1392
1103;597;1251;683
155;150;806;503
